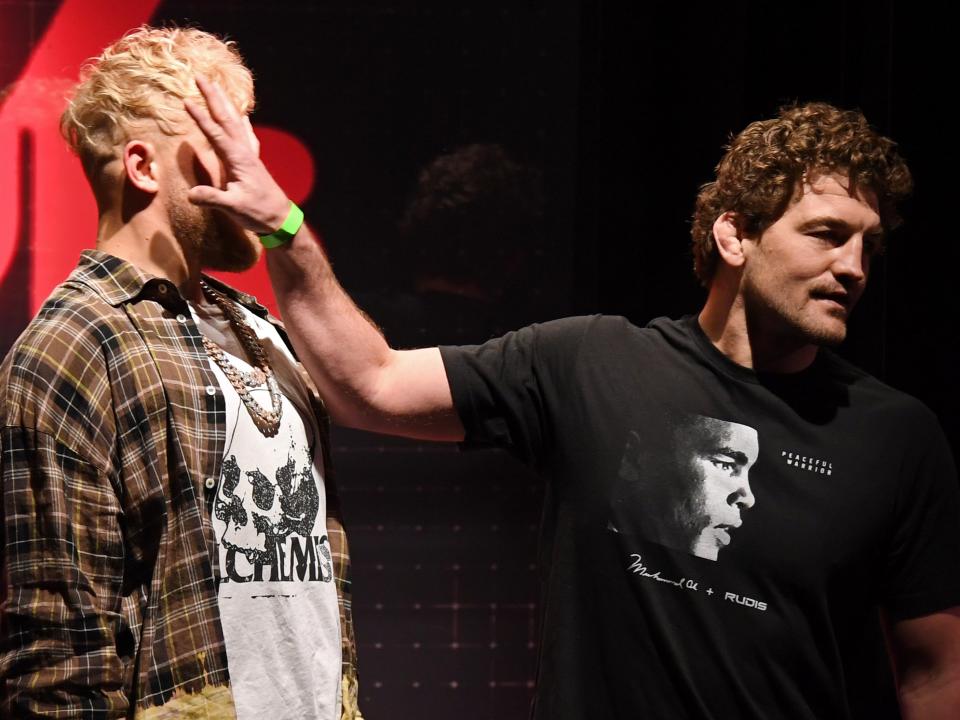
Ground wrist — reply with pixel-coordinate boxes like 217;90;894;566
259;201;304;249
263;197;292;234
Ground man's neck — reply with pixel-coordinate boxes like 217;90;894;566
698;285;819;374
96;212;203;302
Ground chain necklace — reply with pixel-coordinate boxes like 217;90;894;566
199;280;283;437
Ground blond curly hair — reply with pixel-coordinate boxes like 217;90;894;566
691;102;912;286
61;25;254;175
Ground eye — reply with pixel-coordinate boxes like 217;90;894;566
807;229;843;245
709;457;737;473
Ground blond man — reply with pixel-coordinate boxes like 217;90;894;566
0;27;360;719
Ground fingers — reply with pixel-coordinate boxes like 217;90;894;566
184;76;286;233
186;76;250;156
195;75;244;135
242;116;261;156
183;97;227;149
189;183;284;234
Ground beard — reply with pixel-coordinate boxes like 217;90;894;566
202;210;263;272
165;185;262;273
741;270;852;349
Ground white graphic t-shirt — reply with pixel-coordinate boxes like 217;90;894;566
192;297;342;720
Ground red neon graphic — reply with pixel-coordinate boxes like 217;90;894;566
0;0;163;311
1;0;315;318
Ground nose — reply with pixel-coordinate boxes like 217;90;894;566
833;235;867;284
728;480;755;510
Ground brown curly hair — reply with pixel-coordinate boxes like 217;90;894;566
691;102;912;286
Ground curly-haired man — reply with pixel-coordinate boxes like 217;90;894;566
187;91;960;717
0;27;361;719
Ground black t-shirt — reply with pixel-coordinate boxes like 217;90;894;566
440;315;960;720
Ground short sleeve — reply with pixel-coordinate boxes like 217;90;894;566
881;406;960;620
439;316;596;466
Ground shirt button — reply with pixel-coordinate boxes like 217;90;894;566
205;385;217;396
204;477;216;490
176;314;188;323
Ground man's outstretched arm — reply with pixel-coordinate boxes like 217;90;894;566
265;226;463;440
185;77;463;440
888;608;960;719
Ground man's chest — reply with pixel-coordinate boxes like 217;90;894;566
552;357;902;606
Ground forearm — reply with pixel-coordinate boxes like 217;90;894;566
889;608;960;720
265;226;463;440
899;675;960;720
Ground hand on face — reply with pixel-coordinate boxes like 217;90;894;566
184;76;291;235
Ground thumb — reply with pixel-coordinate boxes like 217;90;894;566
188;185;229;209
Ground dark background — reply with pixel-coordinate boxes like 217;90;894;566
1;1;956;717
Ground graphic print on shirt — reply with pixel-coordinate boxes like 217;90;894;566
610;413;759;561
212;385;334;586
196;312;343;720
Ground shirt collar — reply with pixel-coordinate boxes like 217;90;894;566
69;249;157;307
201;273;271;319
68;249;271;318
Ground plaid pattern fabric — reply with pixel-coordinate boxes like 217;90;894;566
0;250;359;719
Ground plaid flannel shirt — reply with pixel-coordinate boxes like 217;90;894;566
0;250;360;718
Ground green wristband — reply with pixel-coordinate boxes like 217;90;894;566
259;202;304;248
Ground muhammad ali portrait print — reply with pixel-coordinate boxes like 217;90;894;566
610;413;759;561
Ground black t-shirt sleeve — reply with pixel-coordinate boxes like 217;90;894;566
881;405;960;620
439;316;596;466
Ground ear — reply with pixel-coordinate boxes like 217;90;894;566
121;140;160;194
712;211;746;269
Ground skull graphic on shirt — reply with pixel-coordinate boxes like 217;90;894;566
214;434;321;566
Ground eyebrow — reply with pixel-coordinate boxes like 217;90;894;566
798;216;885;239
710;447;749;466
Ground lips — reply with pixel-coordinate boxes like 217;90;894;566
810;288;853;316
812;288;849;307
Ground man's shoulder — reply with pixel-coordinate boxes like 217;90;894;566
819;350;938;424
0;281;129;425
5;279;131;361
546;313;688;356
499;313;662;346
445;314;681;368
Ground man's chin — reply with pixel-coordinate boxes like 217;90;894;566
789;322;846;349
799;310;851;347
690;534;720;561
201;228;263;273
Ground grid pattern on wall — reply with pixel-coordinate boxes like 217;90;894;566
334;430;543;719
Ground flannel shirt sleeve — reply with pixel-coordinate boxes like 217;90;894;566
1;426;130;717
